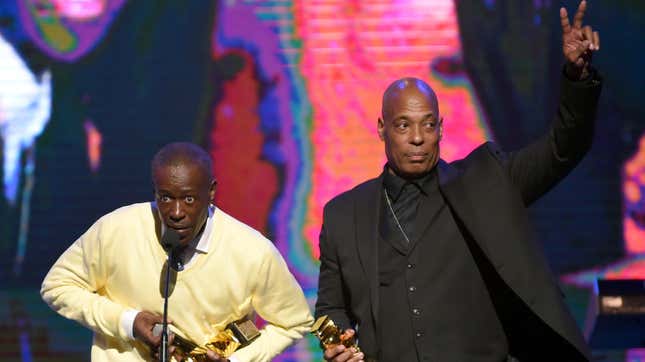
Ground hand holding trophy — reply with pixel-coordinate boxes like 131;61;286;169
311;315;364;362
153;319;260;361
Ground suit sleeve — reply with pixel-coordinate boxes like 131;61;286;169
504;68;602;205
231;239;314;362
314;204;354;331
40;215;131;341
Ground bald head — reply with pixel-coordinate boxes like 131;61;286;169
151;142;214;183
377;77;442;180
381;77;439;121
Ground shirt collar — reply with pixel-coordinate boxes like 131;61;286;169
382;164;438;201
193;205;215;254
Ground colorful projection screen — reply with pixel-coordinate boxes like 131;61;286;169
0;0;643;361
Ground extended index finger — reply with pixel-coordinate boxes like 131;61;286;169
573;0;587;29
560;7;571;34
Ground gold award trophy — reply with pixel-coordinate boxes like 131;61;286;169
310;315;360;352
162;320;260;362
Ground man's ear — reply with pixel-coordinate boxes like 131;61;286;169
438;117;443;140
209;179;217;203
377;118;385;141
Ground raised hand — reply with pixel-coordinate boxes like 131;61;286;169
560;1;600;80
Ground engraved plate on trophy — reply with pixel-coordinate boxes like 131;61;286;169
228;319;261;346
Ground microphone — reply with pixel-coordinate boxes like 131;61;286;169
161;229;183;271
161;228;181;251
160;229;181;362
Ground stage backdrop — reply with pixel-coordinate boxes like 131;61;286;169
0;0;644;361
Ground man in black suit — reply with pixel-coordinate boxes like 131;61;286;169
315;2;601;361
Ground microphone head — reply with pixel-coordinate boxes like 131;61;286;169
161;228;181;251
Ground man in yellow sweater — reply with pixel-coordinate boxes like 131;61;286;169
41;142;313;361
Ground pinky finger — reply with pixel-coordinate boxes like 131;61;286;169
593;31;600;50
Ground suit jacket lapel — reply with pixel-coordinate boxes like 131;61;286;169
437;156;534;305
437;159;461;191
355;174;383;326
436;159;494;258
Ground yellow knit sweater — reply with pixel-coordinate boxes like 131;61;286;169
41;203;313;361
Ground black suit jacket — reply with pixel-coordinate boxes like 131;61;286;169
315;73;602;361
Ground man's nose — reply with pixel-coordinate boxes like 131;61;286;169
409;125;424;145
169;201;185;220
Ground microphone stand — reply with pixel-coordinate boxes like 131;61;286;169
158;228;181;362
160;248;174;362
